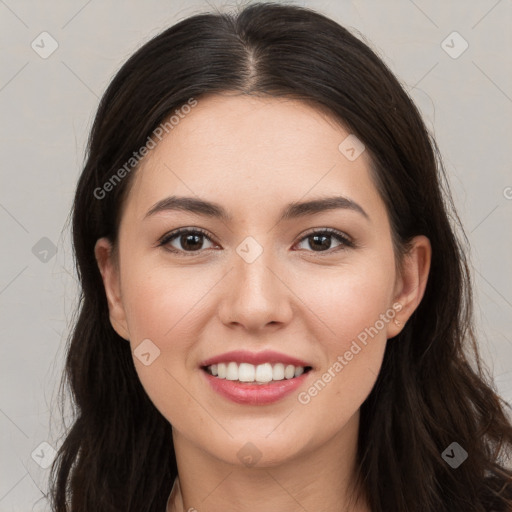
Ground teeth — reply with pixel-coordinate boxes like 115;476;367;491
272;363;285;380
217;363;227;379
255;363;273;383
284;364;295;379
206;362;308;383
239;362;255;382
226;362;238;380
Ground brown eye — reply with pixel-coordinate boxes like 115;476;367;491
159;228;216;255
295;229;353;253
176;232;204;251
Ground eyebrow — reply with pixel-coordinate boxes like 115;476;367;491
144;195;370;223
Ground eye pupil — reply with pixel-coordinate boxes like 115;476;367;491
181;233;203;251
309;234;331;251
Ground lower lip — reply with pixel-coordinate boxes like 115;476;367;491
202;369;311;405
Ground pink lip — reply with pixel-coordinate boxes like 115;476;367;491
199;350;312;368
201;369;311;405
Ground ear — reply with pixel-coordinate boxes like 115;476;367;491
387;235;431;339
94;237;130;341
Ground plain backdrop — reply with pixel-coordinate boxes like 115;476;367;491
0;0;511;510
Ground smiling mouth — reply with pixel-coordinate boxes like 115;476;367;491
202;362;313;385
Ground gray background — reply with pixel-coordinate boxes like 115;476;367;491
0;0;511;509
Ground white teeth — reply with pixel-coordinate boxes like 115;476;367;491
272;363;285;381
294;366;304;377
206;361;308;383
226;362;238;380
284;364;295;379
255;363;273;383
217;362;227;379
238;362;255;382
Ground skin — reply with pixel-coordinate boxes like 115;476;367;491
95;93;431;512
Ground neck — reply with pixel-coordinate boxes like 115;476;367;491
168;412;370;512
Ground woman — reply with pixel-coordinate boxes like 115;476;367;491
49;2;512;511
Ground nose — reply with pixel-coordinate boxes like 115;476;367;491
217;244;294;333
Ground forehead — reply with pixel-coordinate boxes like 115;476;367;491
124;93;386;223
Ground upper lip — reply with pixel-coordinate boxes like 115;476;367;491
200;350;313;368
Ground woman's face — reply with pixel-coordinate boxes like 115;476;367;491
96;93;430;468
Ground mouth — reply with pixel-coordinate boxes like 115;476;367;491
202;362;313;385
199;350;314;404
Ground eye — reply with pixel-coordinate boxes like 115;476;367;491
294;228;354;253
158;228;217;255
158;227;354;256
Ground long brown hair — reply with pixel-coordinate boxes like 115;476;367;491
48;2;512;511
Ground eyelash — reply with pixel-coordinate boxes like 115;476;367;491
157;227;355;257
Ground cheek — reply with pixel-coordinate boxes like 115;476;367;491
121;262;210;342
120;262;220;410
292;255;395;348
120;265;207;424
290;258;393;418
295;274;390;431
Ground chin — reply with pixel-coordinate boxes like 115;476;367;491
204;429;314;469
